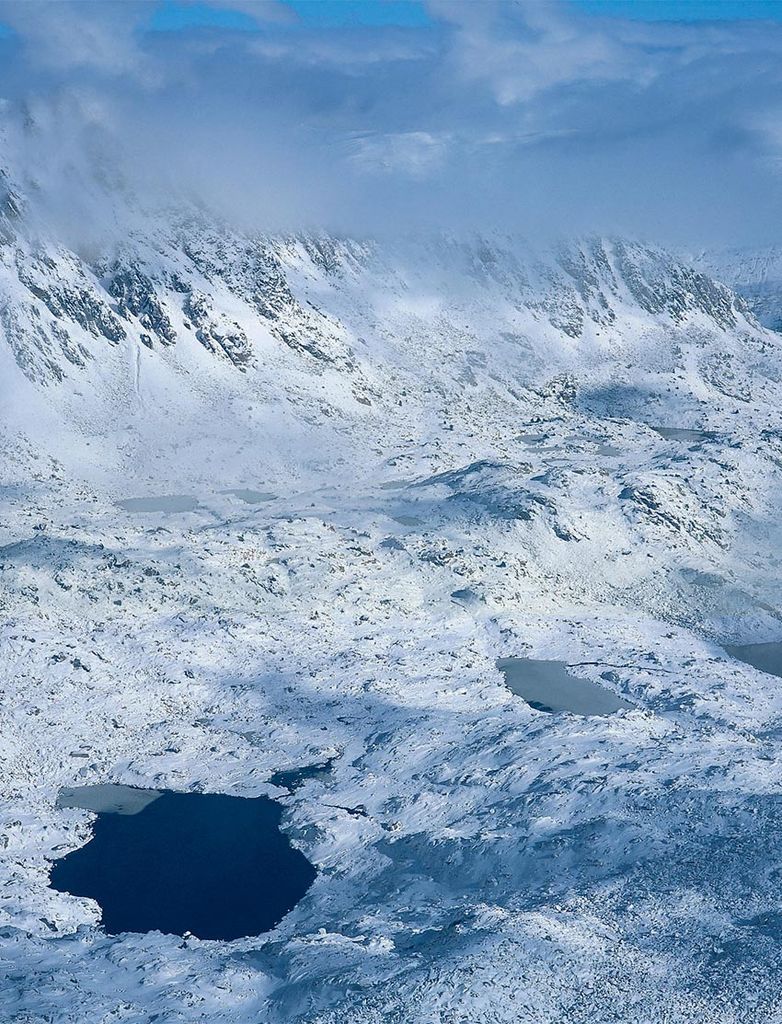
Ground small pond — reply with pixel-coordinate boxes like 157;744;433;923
724;642;782;679
651;427;715;443
497;657;635;716
379;478;415;490
116;495;200;513
221;489;276;504
594;443;622;457
50;786;316;941
392;514;423;528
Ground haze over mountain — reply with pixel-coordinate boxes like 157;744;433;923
2;0;782;243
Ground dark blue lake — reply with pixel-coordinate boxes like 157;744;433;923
50;788;316;941
725;642;782;679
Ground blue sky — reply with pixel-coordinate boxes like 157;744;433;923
1;0;782;244
574;0;782;19
9;0;782;38
148;1;435;31
148;0;782;31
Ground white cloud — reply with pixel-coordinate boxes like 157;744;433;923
0;0;155;78
2;0;782;244
429;0;652;104
348;131;448;177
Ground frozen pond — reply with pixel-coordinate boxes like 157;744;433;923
724;642;782;679
497;657;635;716
116;495;200;513
392;514;423;528
451;587;483;607
651;426;715;443
221;489;276;504
57;784;161;816
379;478;415;490
50;787;316;941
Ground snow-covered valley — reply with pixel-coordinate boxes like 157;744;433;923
3;176;782;1021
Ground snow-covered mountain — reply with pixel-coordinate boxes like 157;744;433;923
692;245;782;331
1;162;765;484
4;169;782;1023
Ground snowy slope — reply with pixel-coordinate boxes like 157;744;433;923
4;171;782;1022
692;245;782;331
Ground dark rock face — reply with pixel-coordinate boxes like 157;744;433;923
690;246;782;332
22;277;126;344
16;249;127;349
0;182;22;245
0;176;762;387
611;240;743;328
0;304;66;383
545;238;745;335
208;238;345;363
241;243;299;323
182;291;251;368
107;266;176;345
0;298;93;385
531;280;587;339
51;321;91;368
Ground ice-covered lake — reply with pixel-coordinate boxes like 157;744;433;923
221;489;276;504
725;642;782;679
50;786;316;941
116;495;200;513
496;657;635;715
651;426;715;443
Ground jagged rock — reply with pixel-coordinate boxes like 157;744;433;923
183;290;251;368
106;265;176;345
